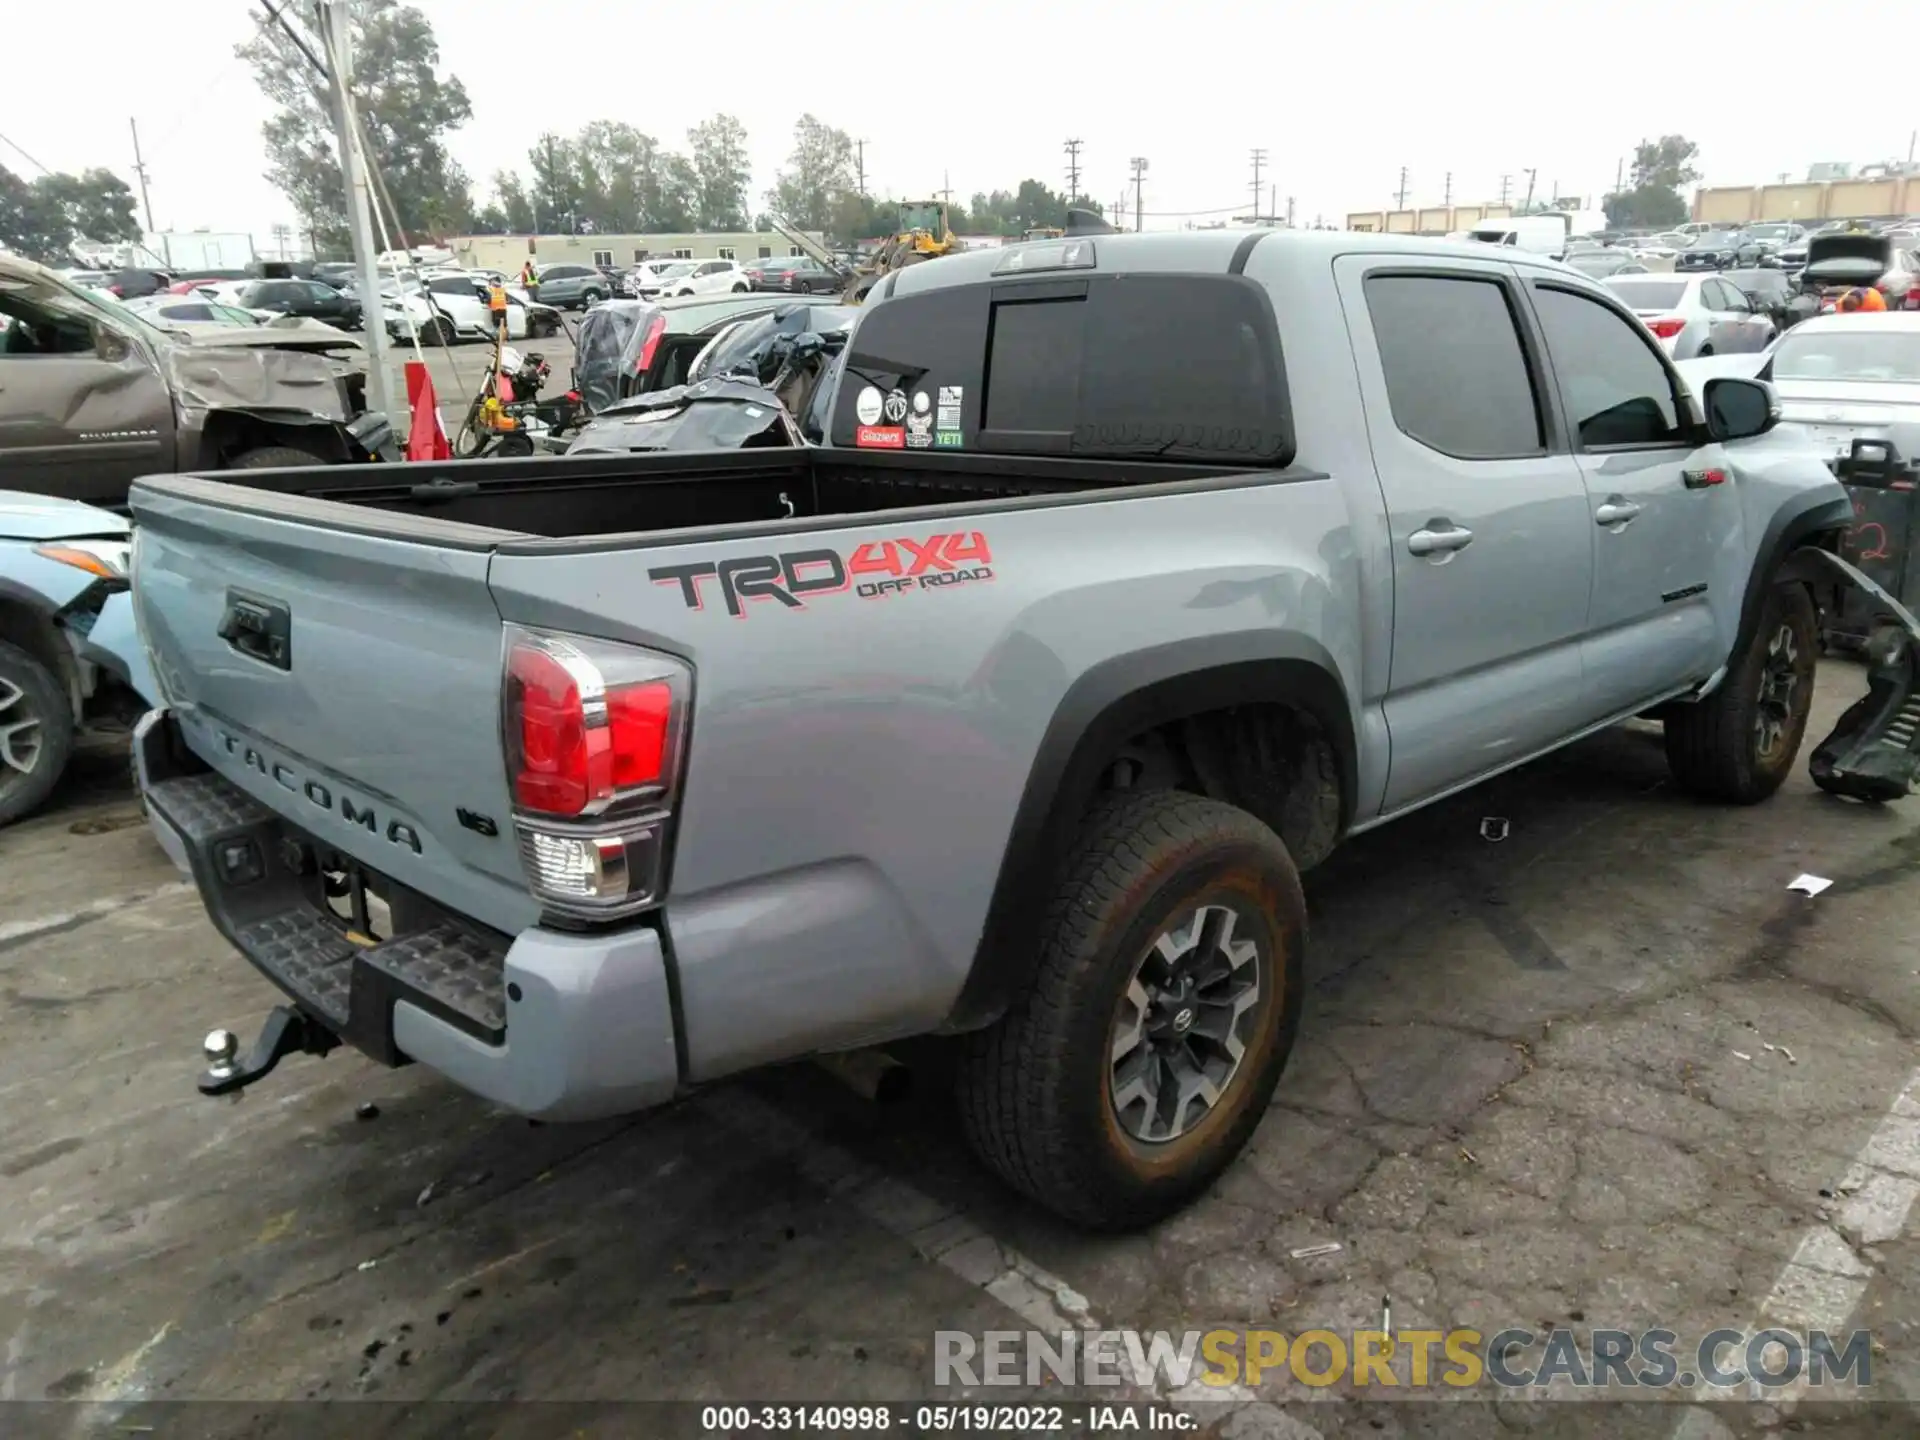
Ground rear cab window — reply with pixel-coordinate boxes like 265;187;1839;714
830;266;1293;465
1362;273;1544;459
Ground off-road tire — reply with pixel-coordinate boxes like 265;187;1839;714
230;446;326;470
0;639;73;827
1666;581;1819;803
955;789;1307;1229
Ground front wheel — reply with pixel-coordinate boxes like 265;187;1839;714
581;289;603;307
230;445;327;469
1665;581;1819;803
732;283;749;293
955;790;1306;1229
0;640;74;827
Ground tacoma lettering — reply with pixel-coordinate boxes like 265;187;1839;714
215;731;424;854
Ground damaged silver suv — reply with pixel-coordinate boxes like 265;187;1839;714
0;253;392;509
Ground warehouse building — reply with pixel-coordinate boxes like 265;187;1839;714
450;230;829;272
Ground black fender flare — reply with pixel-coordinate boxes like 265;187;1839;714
1730;490;1854;666
943;633;1357;1032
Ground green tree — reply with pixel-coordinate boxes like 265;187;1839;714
236;0;474;251
766;114;856;231
688;114;751;229
1604;134;1699;230
0;165;143;263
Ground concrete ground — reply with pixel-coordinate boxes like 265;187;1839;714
2;665;1917;1438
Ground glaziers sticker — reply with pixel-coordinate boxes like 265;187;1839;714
649;531;994;619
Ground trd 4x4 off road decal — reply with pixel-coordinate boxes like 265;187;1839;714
650;531;994;619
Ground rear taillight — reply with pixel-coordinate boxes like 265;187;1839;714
633;312;667;373
1646;316;1686;339
503;626;691;919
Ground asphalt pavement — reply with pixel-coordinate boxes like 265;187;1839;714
2;664;1917;1438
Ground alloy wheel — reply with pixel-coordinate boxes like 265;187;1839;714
1108;903;1265;1143
0;673;45;792
1755;621;1803;761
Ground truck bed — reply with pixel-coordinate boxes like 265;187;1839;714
134;448;1291;548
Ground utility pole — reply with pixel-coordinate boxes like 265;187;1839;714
1521;168;1538;213
543;134;560;231
1395;166;1409;209
1443;171;1452;206
318;0;395;430
1129;156;1148;233
1614;155;1625;195
856;139;867;196
128;118;156;233
1250;147;1267;221
1064;138;1083;203
1499;173;1512;206
1285;194;1295;228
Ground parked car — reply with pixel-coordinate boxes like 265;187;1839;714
658;258;753;297
1722;267;1809;333
532;263;611;310
1749;312;1920;466
586;292;848;403
240;277;363;329
1564;249;1648;279
382;274;560;344
311;262;358;289
0;492;159;825
1603;272;1777;357
1799;233;1920;312
126;295;275;331
746;255;842;293
1676;230;1758;271
628;260;696;297
1742;222;1806;260
131;229;1868;1231
0;252;390;508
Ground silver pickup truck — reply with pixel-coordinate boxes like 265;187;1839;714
131;230;1874;1230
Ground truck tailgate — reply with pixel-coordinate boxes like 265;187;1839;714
131;482;538;937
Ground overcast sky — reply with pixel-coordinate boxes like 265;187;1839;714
7;0;1918;241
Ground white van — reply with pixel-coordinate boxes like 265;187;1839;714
1467;214;1570;259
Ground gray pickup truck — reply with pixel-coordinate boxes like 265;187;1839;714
131;230;1871;1230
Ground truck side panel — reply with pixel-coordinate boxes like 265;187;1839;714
484;478;1361;1081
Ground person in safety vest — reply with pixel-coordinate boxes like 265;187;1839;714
1834;286;1887;313
488;278;510;341
519;258;539;304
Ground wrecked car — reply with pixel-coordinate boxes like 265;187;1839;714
0;491;157;826
0;252;391;510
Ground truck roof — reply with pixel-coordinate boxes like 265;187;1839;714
884;227;1582;300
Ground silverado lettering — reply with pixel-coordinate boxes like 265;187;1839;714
650;532;994;617
216;730;423;854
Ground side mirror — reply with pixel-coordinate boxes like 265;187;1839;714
1702;376;1777;441
94;326;132;363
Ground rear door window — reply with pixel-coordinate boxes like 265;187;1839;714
831;271;1292;464
1363;273;1544;459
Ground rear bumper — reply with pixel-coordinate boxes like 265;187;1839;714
137;712;680;1120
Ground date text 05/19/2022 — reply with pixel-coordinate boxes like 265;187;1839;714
698;1403;1195;1432
650;532;995;619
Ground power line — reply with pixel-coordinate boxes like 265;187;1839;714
0;130;51;175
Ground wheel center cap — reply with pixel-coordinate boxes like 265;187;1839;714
1171;1006;1196;1034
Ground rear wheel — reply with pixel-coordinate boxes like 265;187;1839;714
732;283;749;293
1666;581;1819;803
0;640;73;827
424;315;456;346
956;790;1306;1229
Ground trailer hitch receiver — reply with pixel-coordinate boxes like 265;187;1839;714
198;1005;339;1096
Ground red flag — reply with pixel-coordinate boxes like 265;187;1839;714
404;360;452;462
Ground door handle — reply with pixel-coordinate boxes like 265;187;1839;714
1595;500;1642;527
1408;521;1475;557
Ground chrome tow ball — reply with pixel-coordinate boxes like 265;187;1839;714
204;1029;241;1083
196;1006;339;1097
